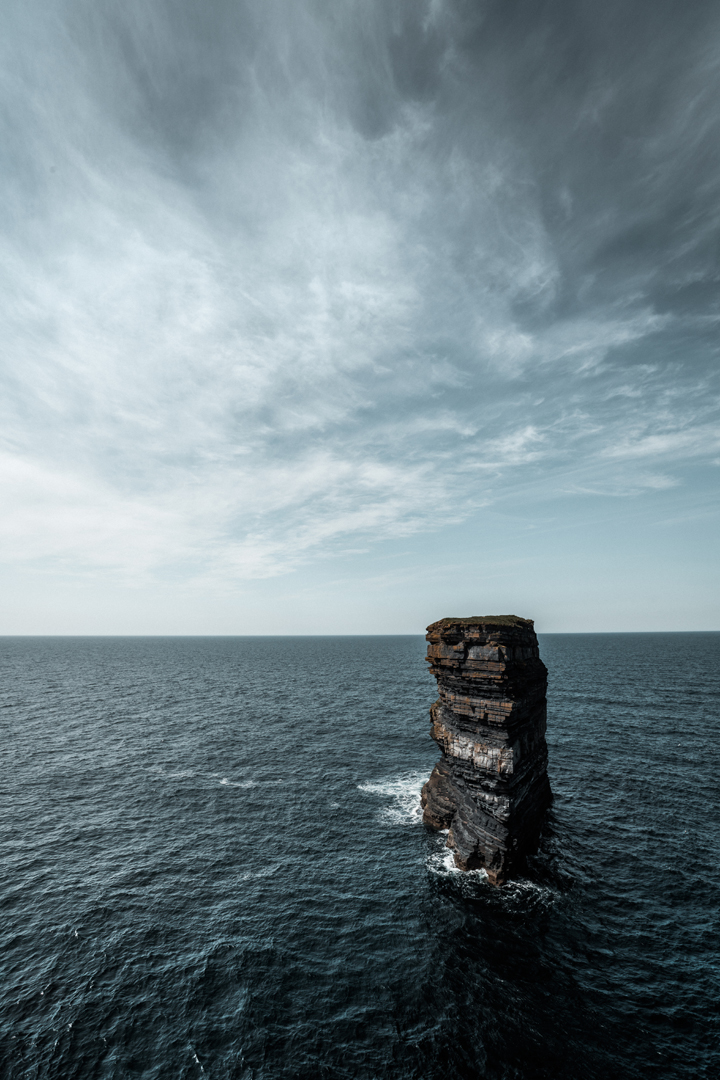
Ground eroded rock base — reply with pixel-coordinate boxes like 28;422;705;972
421;616;552;885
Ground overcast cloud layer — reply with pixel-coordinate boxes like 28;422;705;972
2;0;719;631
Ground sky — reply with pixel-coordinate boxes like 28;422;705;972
2;0;719;634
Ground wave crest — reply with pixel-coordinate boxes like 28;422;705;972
358;771;426;825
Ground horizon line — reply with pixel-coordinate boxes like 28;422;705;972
1;630;718;638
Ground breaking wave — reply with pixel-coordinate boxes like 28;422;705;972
357;771;426;825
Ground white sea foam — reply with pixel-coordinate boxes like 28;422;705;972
236;864;280;882
357;771;426;825
426;836;557;908
426;841;489;881
189;1046;206;1074
219;777;256;788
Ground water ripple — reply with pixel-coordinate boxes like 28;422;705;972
1;633;719;1079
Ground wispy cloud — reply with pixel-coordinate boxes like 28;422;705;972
2;0;720;612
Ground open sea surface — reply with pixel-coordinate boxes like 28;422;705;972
1;633;719;1079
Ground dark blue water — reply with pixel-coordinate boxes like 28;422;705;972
1;634;719;1080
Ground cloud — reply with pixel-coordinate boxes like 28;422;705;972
1;0;720;594
603;427;720;462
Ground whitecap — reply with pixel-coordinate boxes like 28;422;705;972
189;1046;205;1075
357;771;427;825
219;777;256;788
426;835;557;907
236;864;280;882
426;842;488;881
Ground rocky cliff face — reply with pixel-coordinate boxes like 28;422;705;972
421;616;551;884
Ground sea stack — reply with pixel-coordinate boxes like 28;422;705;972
421;616;551;884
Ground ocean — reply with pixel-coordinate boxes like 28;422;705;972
1;633;719;1079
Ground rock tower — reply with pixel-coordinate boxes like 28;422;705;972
421;616;551;884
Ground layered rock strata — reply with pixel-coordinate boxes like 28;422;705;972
421;616;551;884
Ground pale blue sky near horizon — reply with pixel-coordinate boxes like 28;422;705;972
2;0;719;634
